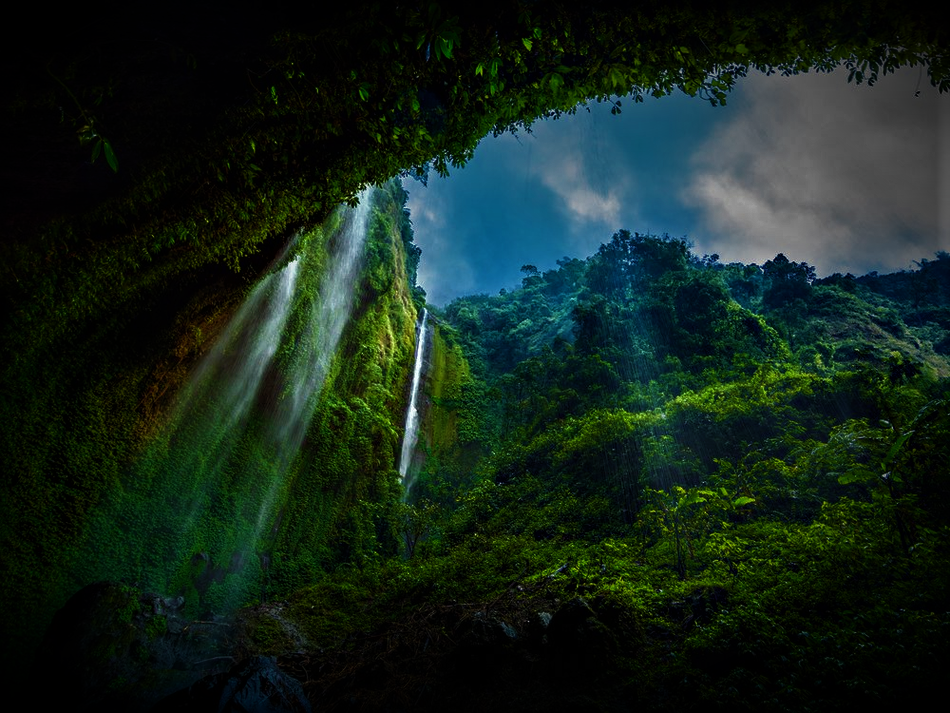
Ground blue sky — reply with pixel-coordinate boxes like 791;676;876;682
405;67;949;306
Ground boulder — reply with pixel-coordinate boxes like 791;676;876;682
153;656;311;713
31;581;235;712
547;598;619;672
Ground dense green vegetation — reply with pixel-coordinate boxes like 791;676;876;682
245;235;950;710
0;181;424;676
2;1;949;706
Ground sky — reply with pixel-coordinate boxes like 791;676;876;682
404;66;949;307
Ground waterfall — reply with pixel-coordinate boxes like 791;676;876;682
266;195;372;465
172;247;301;480
399;308;428;490
75;188;375;614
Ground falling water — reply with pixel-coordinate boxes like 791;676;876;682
254;189;374;551
75;188;375;614
398;308;428;490
174;247;301;479
267;193;372;464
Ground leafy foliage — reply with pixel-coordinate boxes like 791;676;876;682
376;229;950;709
3;1;950;703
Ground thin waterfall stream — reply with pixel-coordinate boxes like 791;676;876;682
399;308;428;495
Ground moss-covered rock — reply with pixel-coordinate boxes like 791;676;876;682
32;581;236;712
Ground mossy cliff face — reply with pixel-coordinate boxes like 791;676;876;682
407;321;490;502
0;182;425;678
265;183;424;590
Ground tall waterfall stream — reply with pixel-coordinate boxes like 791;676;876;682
399;308;428;496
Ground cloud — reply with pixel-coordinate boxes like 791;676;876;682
682;68;948;274
516;115;636;254
529;127;623;225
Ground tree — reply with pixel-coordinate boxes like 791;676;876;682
762;253;816;309
721;263;763;307
644;485;754;578
521;264;542;288
835;400;950;553
587;231;690;296
572;296;612;355
667;270;733;360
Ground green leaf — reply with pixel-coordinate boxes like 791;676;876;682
522;38;533;51
91;139;102;163
679;490;707;507
884;430;914;465
837;467;875;485
733;496;755;507
103;140;118;172
608;66;626;89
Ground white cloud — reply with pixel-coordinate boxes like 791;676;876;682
683;67;947;274
517;115;635;253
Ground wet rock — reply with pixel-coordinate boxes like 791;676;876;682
448;610;523;678
32;581;235;712
524;611;553;642
460;611;520;648
547;598;595;644
153;656;311;713
547;598;618;671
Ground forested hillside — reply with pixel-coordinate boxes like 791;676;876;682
254;232;950;711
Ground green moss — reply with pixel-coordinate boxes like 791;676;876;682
244;612;296;655
257;184;421;593
408;322;484;502
427;324;469;445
